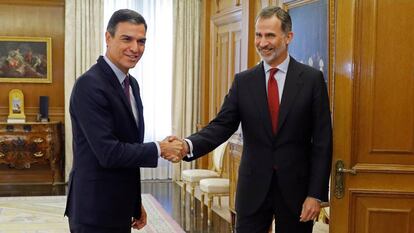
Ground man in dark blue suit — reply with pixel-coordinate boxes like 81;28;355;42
170;6;332;233
64;9;183;233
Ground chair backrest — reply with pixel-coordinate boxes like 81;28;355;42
212;141;228;175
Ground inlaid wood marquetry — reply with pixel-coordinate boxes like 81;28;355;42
0;121;63;184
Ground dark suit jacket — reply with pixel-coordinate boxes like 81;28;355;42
64;56;158;228
185;57;332;216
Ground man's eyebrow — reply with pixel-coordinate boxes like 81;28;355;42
255;32;276;36
120;34;132;39
119;35;146;41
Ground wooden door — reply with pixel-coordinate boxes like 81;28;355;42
210;8;243;117
208;5;243;178
330;0;414;232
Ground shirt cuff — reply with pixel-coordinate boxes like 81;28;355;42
308;196;322;203
154;141;161;157
184;139;194;158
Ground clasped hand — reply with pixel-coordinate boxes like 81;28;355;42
159;136;188;163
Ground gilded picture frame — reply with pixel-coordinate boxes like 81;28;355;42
0;36;52;83
8;89;26;122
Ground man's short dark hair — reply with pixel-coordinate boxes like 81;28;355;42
257;6;292;34
107;9;147;36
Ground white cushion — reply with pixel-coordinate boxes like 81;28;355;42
199;178;229;193
182;169;219;182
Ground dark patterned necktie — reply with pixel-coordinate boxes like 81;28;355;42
123;76;131;105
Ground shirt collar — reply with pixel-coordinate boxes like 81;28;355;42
103;55;129;85
263;54;290;74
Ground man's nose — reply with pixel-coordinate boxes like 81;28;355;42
257;37;268;47
129;42;139;52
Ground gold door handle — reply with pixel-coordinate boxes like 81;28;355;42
334;160;357;199
337;166;357;175
34;152;44;157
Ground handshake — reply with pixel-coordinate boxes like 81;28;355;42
159;136;189;163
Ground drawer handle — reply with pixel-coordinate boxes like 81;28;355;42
34;152;44;157
33;138;44;143
0;152;4;158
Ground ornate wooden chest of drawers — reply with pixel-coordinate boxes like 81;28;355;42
0;121;63;184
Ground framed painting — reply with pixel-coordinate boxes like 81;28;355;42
283;0;329;84
0;36;52;83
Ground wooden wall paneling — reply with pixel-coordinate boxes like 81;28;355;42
0;0;63;6
329;0;356;230
216;31;229;114
350;191;414;233
243;0;263;69
328;0;335;105
259;0;280;8
198;1;212;169
214;0;242;14
330;0;414;232
210;8;242;117
0;0;65;123
198;0;262;182
198;0;261;175
209;8;242;178
355;0;414;163
230;30;242;78
198;0;242;170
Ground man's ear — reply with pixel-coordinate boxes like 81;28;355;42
286;31;294;45
105;31;111;45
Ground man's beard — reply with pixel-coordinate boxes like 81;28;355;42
257;48;277;64
256;46;286;65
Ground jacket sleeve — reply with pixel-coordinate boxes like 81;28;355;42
307;71;333;201
184;75;242;160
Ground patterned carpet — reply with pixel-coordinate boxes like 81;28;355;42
0;194;185;233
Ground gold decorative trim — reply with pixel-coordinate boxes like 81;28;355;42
8;89;26;121
33;151;44;157
33;137;44;144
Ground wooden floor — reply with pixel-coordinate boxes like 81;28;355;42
0;180;232;233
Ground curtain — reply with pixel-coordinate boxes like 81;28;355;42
64;0;104;181
171;0;202;181
104;0;173;180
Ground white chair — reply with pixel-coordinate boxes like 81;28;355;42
181;141;228;211
199;177;229;226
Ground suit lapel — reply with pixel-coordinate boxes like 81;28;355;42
130;78;145;142
277;57;304;133
249;62;274;139
97;56;139;128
